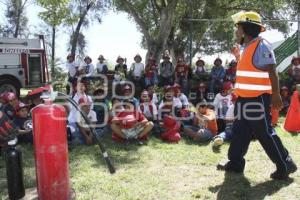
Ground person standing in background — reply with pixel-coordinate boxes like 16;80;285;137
159;51;174;86
175;58;189;95
130;54;145;92
115;56;128;79
209;58;226;93
79;56;95;78
66;54;78;95
96;55;108;75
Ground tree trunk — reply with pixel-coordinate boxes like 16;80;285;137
51;26;56;78
14;24;19;38
169;47;177;66
146;40;165;64
119;0;177;64
14;15;20;38
13;4;21;38
70;7;90;56
145;2;177;64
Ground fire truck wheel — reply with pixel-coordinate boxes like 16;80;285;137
0;79;20;97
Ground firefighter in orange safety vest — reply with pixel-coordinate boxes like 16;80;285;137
217;11;297;180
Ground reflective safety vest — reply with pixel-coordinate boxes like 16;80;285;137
235;38;272;97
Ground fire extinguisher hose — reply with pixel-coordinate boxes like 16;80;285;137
57;92;116;174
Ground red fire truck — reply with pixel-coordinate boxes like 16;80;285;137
0;35;49;96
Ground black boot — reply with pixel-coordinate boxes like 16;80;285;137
286;156;297;174
270;157;297;180
270;170;288;180
217;162;244;173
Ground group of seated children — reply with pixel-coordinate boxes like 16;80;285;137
66;79;236;147
0;74;290;150
0;79;238;148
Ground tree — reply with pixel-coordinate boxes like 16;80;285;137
178;0;293;59
114;0;293;63
1;0;29;38
36;0;70;78
114;0;178;62
65;0;110;57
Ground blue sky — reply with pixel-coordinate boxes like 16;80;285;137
0;3;298;69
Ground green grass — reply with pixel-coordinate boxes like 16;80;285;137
1;125;300;200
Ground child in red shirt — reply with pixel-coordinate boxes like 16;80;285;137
110;100;153;142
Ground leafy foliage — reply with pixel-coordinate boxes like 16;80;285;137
114;0;295;61
36;0;70;27
36;0;71;78
49;57;68;82
64;0;111;57
114;0;178;61
68;32;87;59
0;0;29;38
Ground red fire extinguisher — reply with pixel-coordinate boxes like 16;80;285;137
32;100;70;200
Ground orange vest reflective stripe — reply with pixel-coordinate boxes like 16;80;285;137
235;38;272;97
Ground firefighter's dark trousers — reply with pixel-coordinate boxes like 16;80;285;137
227;94;288;173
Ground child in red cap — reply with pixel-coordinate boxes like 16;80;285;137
2;92;19;120
225;60;237;83
13;102;33;144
